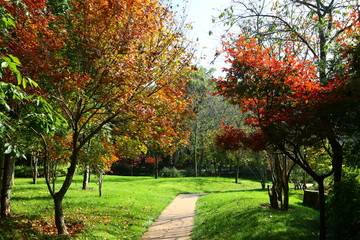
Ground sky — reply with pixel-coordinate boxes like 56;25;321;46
171;0;232;77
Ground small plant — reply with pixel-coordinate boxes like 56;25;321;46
159;167;182;178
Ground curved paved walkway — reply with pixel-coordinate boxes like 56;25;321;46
141;193;206;240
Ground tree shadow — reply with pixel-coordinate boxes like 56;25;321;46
0;214;83;240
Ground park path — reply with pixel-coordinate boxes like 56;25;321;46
140;193;206;240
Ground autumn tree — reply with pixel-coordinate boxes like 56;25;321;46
0;7;55;217
218;0;360;183
1;0;194;234
215;35;357;238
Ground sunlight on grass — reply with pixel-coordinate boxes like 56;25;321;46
192;190;319;240
3;176;259;239
1;176;319;239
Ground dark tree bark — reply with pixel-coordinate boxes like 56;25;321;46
316;177;326;240
1;154;14;217
327;136;343;184
155;156;159;179
235;159;240;184
54;194;67;235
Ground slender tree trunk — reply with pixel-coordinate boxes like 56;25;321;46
155;157;159;179
317;178;326;240
98;172;103;197
31;154;38;185
1;154;14;217
82;165;90;190
283;175;289;211
54;194;68;235
51;153;78;235
303;172;307;190
235;160;240;184
11;158;15;187
0;151;4;197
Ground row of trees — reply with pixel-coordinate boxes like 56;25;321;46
214;0;360;239
0;0;195;235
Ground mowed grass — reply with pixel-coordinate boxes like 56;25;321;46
192;188;319;240
0;176;319;239
1;175;259;239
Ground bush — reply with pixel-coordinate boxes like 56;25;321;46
326;170;360;240
201;167;216;177
15;166;43;178
15;165;68;178
159;167;182;178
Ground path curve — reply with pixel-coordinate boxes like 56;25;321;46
141;193;206;240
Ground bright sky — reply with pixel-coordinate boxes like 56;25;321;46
171;0;232;77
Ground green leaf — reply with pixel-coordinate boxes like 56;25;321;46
1;61;8;68
8;54;21;65
4;144;12;154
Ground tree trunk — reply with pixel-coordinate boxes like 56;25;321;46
54;194;68;235
317;178;326;240
259;163;267;190
327;136;343;184
1;154;14;217
303;172;307;190
98;172;103;197
82;165;90;190
283;175;289;211
235;160;240;184
11;158;15;187
268;185;279;209
0;151;4;197
155;157;159;179
31;154;38;185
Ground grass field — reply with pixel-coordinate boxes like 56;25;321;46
0;175;319;239
192;189;319;240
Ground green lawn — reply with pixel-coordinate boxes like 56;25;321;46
192;189;319;240
0;176;319;239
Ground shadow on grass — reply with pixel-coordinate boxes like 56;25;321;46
0;214;79;240
12;195;52;201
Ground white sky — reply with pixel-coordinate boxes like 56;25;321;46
171;0;232;77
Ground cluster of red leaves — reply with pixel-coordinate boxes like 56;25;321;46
0;0;68;88
215;124;267;151
216;36;349;149
145;156;162;164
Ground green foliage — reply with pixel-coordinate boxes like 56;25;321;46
193;190;319;240
14;165;67;178
159;167;182;178
326;170;360;240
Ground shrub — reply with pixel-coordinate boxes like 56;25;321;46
14;165;67;178
15;166;44;178
326;170;360;240
159;167;182;178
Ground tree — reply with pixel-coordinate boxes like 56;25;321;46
176;67;244;176
215;35;356;238
217;0;360;185
1;0;194;234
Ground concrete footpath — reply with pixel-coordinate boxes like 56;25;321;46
141;193;206;240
